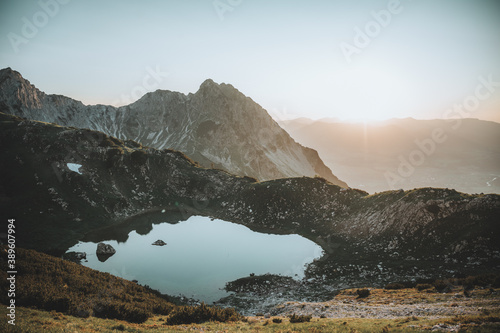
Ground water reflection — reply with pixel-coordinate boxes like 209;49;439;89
67;215;323;302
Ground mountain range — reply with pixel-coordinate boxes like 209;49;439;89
280;118;500;194
0;67;346;187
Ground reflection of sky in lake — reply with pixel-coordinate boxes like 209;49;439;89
67;216;323;303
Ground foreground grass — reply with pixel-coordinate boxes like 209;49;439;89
1;305;499;332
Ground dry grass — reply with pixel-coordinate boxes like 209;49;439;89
2;302;500;333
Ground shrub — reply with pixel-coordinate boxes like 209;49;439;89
465;274;498;288
494;276;500;288
93;302;150;323
464;276;475;291
289;314;312;323
166;303;243;325
111;324;126;331
434;279;451;292
273;318;282;323
385;283;405;290
416;283;433;291
131;150;148;165
356;289;370;298
313;175;329;183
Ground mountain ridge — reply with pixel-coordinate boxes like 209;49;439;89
0;67;347;187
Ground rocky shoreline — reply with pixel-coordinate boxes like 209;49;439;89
272;287;500;320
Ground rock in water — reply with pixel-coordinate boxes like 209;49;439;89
62;251;86;263
152;239;167;246
96;242;116;262
97;242;116;254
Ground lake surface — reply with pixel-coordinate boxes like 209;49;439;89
67;215;323;303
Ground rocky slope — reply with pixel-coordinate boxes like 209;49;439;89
1;112;499;286
0;67;346;187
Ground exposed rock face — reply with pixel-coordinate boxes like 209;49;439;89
96;242;116;255
62;251;86;263
96;242;116;262
1;112;498;284
0;67;346;187
152;239;167;246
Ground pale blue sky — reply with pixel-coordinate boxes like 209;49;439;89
1;0;499;122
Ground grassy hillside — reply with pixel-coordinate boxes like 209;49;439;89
0;246;175;323
0;246;240;324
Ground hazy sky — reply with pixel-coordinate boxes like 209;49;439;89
1;0;499;122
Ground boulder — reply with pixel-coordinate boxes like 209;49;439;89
152;239;167;246
63;251;86;263
96;242;116;262
97;242;116;255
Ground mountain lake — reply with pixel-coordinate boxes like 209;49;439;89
66;215;323;303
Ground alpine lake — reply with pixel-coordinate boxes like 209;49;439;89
66;215;323;303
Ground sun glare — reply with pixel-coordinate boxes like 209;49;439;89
334;66;415;123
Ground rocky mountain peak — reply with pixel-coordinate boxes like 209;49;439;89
0;68;347;187
0;67;34;91
0;67;46;110
197;79;244;101
199;78;218;89
0;67;17;80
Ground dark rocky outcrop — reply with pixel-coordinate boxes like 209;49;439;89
96;242;116;262
62;251;86;263
96;242;116;255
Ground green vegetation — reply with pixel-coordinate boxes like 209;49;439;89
289;314;312;323
356;288;371;298
416;283;433;291
165;303;242;325
131;149;148;165
313;175;330;183
385;283;406;290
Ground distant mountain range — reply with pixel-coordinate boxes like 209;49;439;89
0;67;346;187
280;118;500;194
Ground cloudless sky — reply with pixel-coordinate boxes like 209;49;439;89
1;0;499;122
